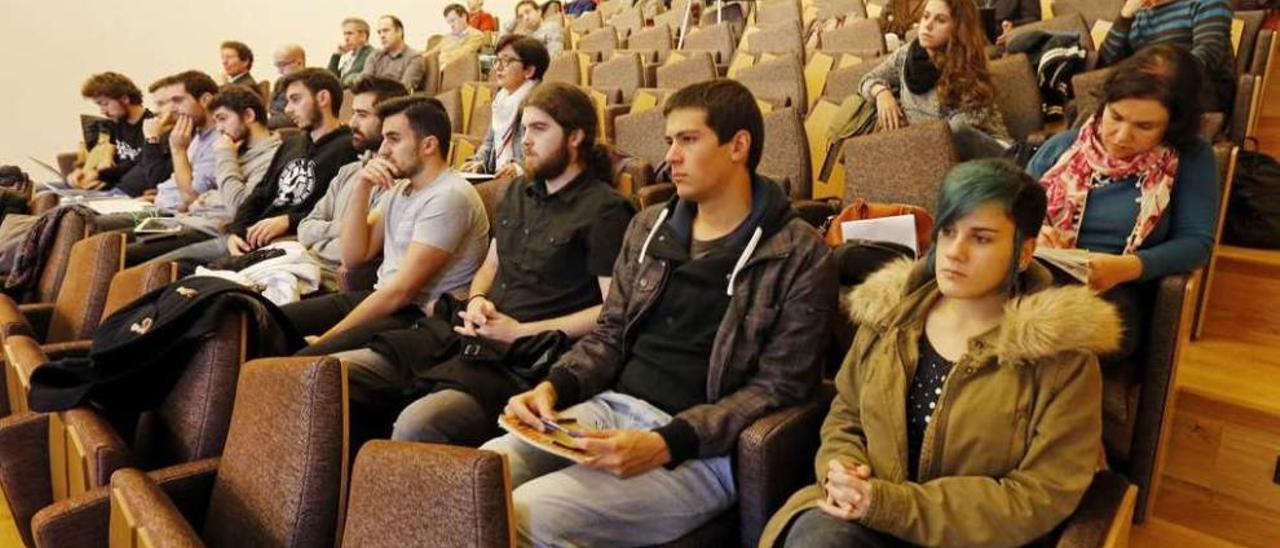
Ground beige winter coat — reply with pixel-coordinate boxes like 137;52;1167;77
760;259;1122;547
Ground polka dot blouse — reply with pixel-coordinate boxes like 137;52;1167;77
907;333;955;481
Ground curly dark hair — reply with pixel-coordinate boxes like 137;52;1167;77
81;72;143;104
930;0;997;111
210;84;267;125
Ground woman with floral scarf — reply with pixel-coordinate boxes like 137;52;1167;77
1027;43;1220;359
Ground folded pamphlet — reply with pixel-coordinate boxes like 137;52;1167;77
1034;247;1091;283
497;415;591;463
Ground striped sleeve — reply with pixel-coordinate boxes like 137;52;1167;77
1188;0;1234;73
1100;15;1135;65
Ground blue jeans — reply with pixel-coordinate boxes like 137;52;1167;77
480;391;737;547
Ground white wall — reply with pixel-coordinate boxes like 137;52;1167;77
0;0;520;177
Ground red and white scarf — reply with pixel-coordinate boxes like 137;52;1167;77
1038;116;1179;254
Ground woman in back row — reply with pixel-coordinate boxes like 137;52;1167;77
859;0;1011;160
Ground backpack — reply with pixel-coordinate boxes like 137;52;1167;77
1224;150;1280;249
822;197;935;252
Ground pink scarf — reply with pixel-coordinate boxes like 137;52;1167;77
1038;116;1179;254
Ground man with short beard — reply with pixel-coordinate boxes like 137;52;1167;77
328;82;634;448
282;96;489;359
298;75;409;290
72;72;156;193
130;85;282;264
148;68;356;265
361;15;427;92
148;71;220;212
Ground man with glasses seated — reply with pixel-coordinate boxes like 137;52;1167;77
267;44;306;129
459;36;549;180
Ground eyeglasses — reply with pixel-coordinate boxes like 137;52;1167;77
493;55;523;68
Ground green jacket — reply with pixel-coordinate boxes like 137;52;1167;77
761;259;1121;547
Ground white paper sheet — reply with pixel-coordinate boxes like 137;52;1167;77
841;214;918;257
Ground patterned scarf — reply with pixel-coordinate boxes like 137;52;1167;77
1038;115;1179;254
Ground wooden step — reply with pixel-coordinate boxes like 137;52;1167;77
1130;516;1243;547
1178;337;1280;417
1216;246;1280;280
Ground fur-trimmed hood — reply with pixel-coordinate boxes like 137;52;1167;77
845;258;1122;363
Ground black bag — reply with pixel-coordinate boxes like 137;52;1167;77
0;165;31;222
832;239;916;286
1224;150;1280;249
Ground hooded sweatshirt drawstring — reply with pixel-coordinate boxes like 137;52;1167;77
726;227;762;296
638;207;669;264
637;206;763;296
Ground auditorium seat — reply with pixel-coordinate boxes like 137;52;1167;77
759;107;813;199
1050;0;1121;28
738;20;805;61
821;61;878;102
820;18;885;56
0;232;124;348
813;0;869;20
756;0;802;25
989;53;1045;141
102;356;348;547
0;310;248;547
3;260;175;416
615;108;670;174
440;51;481;94
841;120;958;211
570;9;604;34
545;52;585;85
682;23;737;68
578;26;620;60
655;51;718;93
340;441;513;548
738;55;808;114
593;52;647;103
627;25;674;63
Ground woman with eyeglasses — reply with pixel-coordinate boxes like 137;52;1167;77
460;35;548;179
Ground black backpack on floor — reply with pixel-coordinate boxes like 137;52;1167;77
1224;150;1280;249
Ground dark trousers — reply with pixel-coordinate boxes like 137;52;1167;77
1045;263;1144;363
782;508;907;548
125;228;213;266
282;290;425;356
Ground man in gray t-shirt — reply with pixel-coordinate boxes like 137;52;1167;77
375;172;488;312
282;95;488;356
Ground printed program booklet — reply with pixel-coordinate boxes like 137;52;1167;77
497;415;592;463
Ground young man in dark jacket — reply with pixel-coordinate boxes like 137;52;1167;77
149;68;357;265
490;79;838;546
71;72;156;193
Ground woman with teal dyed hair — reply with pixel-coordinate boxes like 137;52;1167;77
761;159;1122;547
